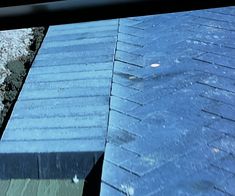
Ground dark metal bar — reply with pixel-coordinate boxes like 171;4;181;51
1;0;235;30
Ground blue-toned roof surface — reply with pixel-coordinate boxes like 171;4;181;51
1;6;235;196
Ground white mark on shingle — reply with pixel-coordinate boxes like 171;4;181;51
150;63;160;68
121;184;134;196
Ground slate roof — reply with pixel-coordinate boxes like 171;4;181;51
0;20;118;179
1;5;235;196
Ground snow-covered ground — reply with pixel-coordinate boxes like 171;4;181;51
0;29;33;112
